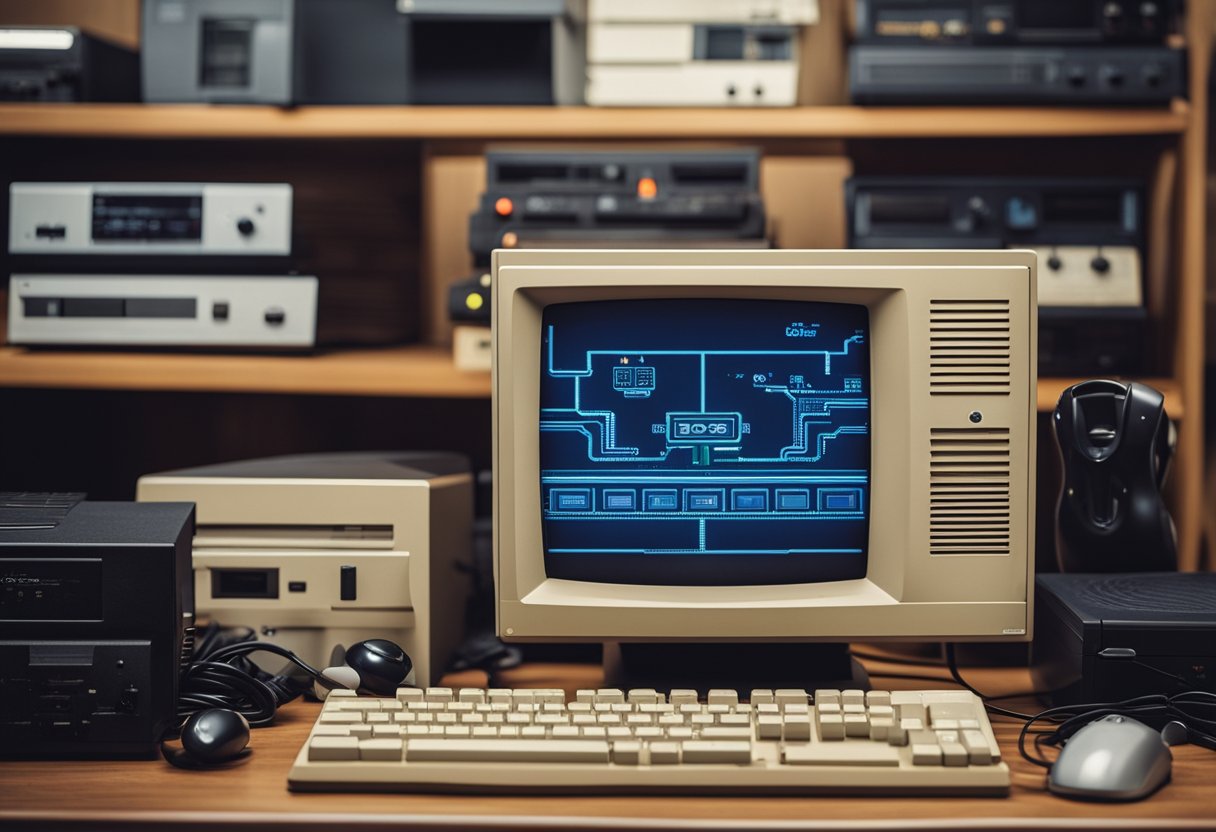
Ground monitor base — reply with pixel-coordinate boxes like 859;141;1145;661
603;642;869;694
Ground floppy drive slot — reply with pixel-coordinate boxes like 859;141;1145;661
195;551;414;629
195;524;393;550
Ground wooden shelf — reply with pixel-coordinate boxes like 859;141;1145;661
0;102;1191;140
0;342;1183;415
0;344;489;399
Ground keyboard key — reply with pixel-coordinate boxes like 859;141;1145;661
784;745;900;766
700;727;754;740
681;741;752;764
776;689;808;707
613;741;642;764
757;715;782;739
707;689;738;707
813;689;840;706
649;741;680;765
669;689;699;705
866;690;892;707
359;738;403;761
842;690;865;707
628;689;660;705
425;687;454;703
407;739;610;763
844;714;869;737
319;712;364;724
750;689;774;705
458;689;486;704
961;729;995;765
941;741;969;767
596;689;625;704
818;714;845;741
309;736;360;761
783;717;812;741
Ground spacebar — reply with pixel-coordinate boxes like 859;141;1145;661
406;739;610;763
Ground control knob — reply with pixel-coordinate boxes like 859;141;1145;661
1047;254;1063;272
236;217;256;236
1142;63;1165;88
1065;65;1087;88
1099;64;1126;89
1090;254;1111;275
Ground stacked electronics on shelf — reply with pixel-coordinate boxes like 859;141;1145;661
846;177;1149;375
0;26;138;102
849;0;1185;105
6;182;319;350
584;0;819;106
448;148;769;368
141;0;585;105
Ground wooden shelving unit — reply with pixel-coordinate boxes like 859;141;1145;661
0;103;1192;140
0;1;1209;568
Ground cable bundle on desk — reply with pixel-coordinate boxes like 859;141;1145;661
176;624;317;728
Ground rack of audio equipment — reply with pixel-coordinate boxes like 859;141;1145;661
0;0;1209;569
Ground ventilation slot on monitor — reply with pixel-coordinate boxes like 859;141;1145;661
929;299;1011;395
929;427;1011;555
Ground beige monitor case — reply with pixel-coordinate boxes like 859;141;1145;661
493;248;1036;643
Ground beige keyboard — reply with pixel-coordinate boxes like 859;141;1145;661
288;687;1010;795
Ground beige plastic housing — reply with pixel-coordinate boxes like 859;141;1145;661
493;249;1036;643
137;466;472;685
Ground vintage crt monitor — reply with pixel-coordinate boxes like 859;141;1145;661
493;249;1036;686
137;452;473;686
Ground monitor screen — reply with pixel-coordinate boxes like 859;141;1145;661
539;298;871;586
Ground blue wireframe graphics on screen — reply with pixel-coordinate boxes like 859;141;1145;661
539;299;871;586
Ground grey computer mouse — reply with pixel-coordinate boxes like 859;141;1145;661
1049;714;1172;802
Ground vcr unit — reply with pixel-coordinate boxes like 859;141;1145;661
849;0;1184;105
453;149;768;322
0;497;195;758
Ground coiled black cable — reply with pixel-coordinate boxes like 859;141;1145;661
176;624;345;728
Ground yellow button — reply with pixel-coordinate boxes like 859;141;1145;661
465;293;485;311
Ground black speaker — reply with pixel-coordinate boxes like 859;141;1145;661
1053;380;1176;572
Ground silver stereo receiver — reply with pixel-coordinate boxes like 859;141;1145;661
8;182;292;256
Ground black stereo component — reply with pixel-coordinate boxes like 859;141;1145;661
453;149;768;323
847;177;1149;375
847;177;1143;249
849;45;1185;105
855;0;1176;46
0;497;195;757
0;26;139;102
1032;572;1212;705
1053;380;1176;573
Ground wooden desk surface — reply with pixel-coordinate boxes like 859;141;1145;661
2;661;1213;831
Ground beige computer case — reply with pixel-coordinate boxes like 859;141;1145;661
492;249;1036;643
137;452;473;685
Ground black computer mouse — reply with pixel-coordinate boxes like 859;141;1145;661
1049;715;1172;801
180;708;251;764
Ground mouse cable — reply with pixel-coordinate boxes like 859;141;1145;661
943;644;1044;721
1017;691;1216;768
